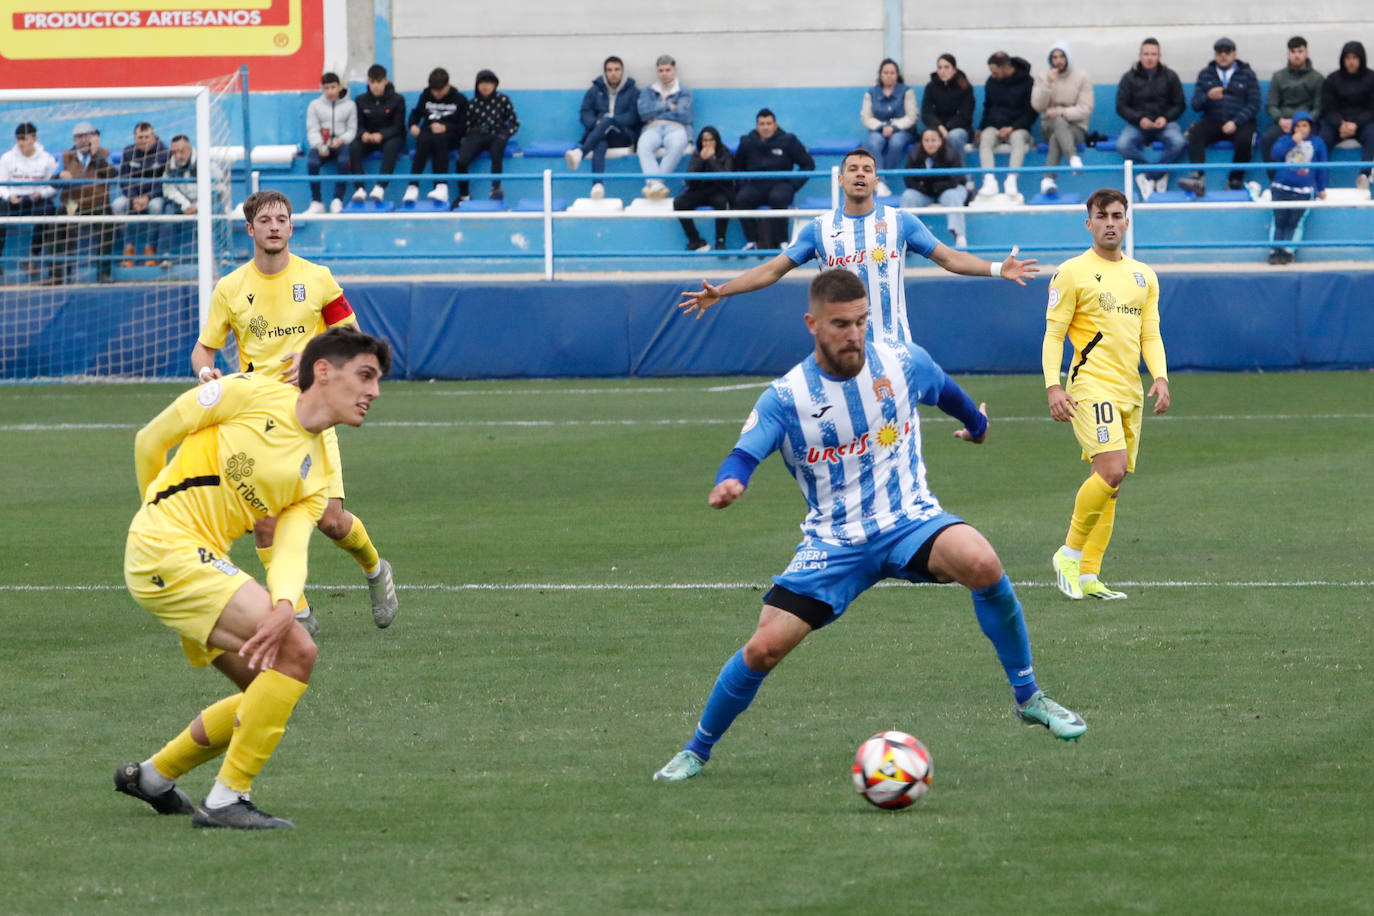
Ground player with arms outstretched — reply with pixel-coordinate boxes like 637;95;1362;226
679;147;1039;343
192;189;397;633
1044;188;1170;600
117;326;391;828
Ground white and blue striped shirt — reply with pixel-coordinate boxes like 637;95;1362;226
733;339;949;546
784;205;940;345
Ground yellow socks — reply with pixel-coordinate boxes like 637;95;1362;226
1066;473;1118;551
1080;494;1118;577
332;514;380;575
150;692;243;780
216;669;308;794
258;543;310;613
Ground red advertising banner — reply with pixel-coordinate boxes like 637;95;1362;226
0;0;324;90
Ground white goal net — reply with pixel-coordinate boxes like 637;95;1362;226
0;74;240;380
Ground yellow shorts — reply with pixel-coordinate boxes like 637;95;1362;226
322;426;344;500
124;529;253;667
1069;393;1142;472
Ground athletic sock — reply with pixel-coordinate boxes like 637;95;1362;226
971;574;1039;704
332;515;380;574
216;669;308;795
684;649;768;761
1080;493;1118;577
149;692;243;783
258;544;310;613
205;780;243;810
1066;473;1118;551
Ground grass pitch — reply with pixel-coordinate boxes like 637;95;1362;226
1;371;1371;914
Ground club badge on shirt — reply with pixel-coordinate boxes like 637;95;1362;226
293;283;306;302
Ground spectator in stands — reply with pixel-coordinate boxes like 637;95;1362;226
861;58;917;195
920;54;975;168
1031;41;1092;196
734;109;814;251
673;126;734;251
112;121;169;265
1267;110;1327;264
1319;41;1374;192
900;127;968;249
1178;38;1260;197
405;67;467;205
454;69;520;204
0;122;59;282
305;71;356;214
976;51;1036;200
156;134;198;268
567;55;640;200
55;123;116;284
1262;37;1324;164
349;64;406;203
1115;37;1187;200
636;55;693;199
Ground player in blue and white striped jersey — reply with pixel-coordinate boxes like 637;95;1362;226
654;270;1085;783
679;147;1040;343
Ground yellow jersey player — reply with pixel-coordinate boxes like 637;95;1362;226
1043;188;1170;600
117;326;391;829
191;189;397;635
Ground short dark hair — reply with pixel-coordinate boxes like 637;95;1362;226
756;108;776;121
428;67;449;91
1086;187;1129;214
987;52;1011;67
1288;36;1307;50
367;63;387;81
170;133;189;145
14;122;36;138
321;71;340;85
134;121;154;133
603;55;622;69
841;147;877;169
300;325;392;392
243;189;292;223
809;269;867;310
1141;37;1160;49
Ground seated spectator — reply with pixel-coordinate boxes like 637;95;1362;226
405;67;467;205
349;63;407;203
1262;37;1323;164
861;58;917;194
673;126;734;251
976;51;1036;200
1267;110;1327;264
55;123;116;284
566;56;640;200
305;71;356;214
1178;38;1260;197
1319;40;1374;192
900;127;968;249
455;69;519;203
156;134;199;268
1115;37;1187;200
112;121;169;265
733;109;814;251
920;54;975;168
1031;41;1092;196
636;55;693;199
0;122;59;282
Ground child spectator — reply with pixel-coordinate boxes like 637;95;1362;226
455;69;519;203
306;71;357;213
673;126;734;251
1267;110;1327;264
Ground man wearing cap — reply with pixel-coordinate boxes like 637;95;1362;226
0;122;60;281
636;55;693;199
1178;38;1261;196
54;122;117;283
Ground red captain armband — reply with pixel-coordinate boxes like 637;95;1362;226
322;294;354;326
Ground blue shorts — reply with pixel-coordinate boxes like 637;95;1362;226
769;512;965;627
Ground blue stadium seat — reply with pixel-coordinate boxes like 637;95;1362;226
1205;189;1251;201
1149;190;1196;202
808;138;863;156
343;198;395;213
524;140;577;157
513;197;567;211
401;199;447;212
456;199;506;211
1030;191;1083;205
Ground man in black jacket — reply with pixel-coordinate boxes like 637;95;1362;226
404;67;467;205
349;64;407;202
734;109;814;251
1115;38;1187;200
976;52;1036;199
1178;38;1261;196
1319;41;1374;191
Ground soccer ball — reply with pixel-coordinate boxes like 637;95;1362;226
852;731;932;809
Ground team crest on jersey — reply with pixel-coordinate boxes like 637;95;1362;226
1097;426;1111;443
1133;272;1147;287
249;314;269;339
740;409;759;434
293;283;306;302
196;379;222;407
874;220;887;234
226;451;255;481
300;455;312;479
873;376;894;401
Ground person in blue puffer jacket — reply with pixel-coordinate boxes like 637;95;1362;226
1178;37;1261;196
861;58;917;192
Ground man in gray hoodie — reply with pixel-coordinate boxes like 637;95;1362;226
306;72;357;213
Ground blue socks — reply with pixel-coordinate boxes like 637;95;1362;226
685;649;768;761
972;574;1040;705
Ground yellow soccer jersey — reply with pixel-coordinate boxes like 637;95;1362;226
1042;248;1167;406
130;373;329;606
199;254;356;383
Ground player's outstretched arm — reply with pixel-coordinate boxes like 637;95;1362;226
709;479;746;508
679;253;797;319
928;244;1040;286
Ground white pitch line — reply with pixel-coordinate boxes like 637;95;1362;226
3;580;1370;592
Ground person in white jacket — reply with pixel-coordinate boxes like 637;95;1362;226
0;122;60;280
306;73;357;213
1031;41;1093;195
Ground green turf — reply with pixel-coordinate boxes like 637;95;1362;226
1;372;1371;914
